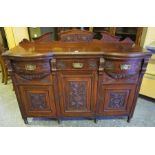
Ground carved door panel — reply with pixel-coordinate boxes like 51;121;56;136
58;72;97;116
19;86;56;117
98;84;136;115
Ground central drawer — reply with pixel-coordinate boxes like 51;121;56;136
56;58;99;70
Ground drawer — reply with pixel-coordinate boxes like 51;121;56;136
12;60;51;75
102;59;142;84
56;59;99;70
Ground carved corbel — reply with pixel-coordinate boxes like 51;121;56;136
99;57;105;74
50;58;57;72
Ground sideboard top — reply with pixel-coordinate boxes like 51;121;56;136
3;40;152;58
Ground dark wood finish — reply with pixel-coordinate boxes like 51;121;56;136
2;35;152;124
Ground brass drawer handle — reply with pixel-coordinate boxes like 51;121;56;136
25;64;36;71
72;63;84;69
120;64;131;70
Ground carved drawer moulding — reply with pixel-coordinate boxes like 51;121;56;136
18;73;50;80
104;60;142;79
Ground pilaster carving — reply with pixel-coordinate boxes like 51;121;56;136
51;59;57;72
99;57;105;74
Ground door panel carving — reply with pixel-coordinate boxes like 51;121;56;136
98;84;136;115
19;86;56;116
108;92;128;109
66;81;87;111
58;72;97;116
28;92;48;110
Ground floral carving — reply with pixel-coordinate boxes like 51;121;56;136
29;93;48;110
108;92;127;109
66;81;87;111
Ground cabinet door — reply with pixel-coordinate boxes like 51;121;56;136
98;84;136;116
58;72;97;117
19;85;56;117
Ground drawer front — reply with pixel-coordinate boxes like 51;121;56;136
56;59;98;70
12;61;51;74
102;59;142;84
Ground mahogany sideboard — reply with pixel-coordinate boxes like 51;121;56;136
2;41;152;124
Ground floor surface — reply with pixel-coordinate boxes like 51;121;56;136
0;77;155;127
